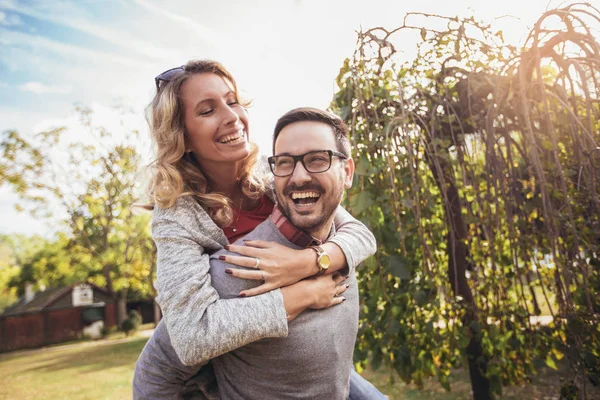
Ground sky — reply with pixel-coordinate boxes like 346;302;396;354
0;0;562;236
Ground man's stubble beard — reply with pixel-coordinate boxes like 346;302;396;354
275;174;346;236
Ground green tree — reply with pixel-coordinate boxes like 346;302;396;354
333;4;599;399
0;235;19;313
0;107;155;324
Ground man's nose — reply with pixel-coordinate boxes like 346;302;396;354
289;160;312;185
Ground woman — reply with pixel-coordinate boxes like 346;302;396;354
139;59;383;398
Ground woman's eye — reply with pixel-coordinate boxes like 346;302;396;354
199;109;214;116
227;100;239;106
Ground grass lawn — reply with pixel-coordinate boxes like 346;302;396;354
0;335;148;400
1;331;598;399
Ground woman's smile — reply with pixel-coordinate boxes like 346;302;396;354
216;128;247;145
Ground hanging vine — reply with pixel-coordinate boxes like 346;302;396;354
332;3;600;399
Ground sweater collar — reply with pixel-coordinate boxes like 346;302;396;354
270;204;333;248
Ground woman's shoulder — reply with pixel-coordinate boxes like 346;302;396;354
152;195;228;245
152;195;210;225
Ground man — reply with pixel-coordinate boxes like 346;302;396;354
133;108;384;399
207;107;358;399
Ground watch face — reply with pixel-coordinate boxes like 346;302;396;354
320;254;331;269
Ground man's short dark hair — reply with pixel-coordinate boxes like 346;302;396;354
273;107;351;157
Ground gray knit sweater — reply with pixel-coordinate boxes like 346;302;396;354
210;218;359;399
152;195;375;367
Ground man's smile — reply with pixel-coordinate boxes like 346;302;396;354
290;190;321;206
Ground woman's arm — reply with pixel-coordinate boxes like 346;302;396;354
153;207;348;366
153;216;288;366
285;204;377;277
223;205;376;297
328;204;377;274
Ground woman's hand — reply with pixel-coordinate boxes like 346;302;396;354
306;272;349;309
222;240;315;297
281;273;349;321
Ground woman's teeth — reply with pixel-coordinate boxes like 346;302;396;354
218;131;245;144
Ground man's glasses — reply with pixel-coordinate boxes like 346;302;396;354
267;150;347;177
155;66;184;90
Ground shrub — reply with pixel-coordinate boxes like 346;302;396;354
121;310;142;336
100;325;118;338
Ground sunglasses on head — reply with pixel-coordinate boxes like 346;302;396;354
155;66;184;90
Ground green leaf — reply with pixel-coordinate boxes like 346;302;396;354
546;355;558;370
351;191;373;215
386;255;411;279
414;290;427;306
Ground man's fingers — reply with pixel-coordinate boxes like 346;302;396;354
225;268;264;280
220;255;261;268
242;240;272;249
239;284;272;297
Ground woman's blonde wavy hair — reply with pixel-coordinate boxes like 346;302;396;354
146;60;268;227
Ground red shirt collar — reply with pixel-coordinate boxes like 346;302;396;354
271;204;323;248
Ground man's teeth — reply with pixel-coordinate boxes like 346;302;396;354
291;191;320;200
218;131;244;144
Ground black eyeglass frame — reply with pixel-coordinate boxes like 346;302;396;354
155;66;184;90
267;150;348;177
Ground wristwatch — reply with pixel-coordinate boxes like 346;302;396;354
309;245;331;275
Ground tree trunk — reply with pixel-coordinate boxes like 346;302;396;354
525;272;542;316
116;288;128;326
426;146;492;400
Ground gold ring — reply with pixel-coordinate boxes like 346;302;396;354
253;258;261;269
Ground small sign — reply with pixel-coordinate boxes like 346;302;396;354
72;284;94;307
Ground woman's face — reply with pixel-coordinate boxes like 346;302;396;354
181;73;250;172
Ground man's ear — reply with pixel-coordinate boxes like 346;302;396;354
343;157;355;189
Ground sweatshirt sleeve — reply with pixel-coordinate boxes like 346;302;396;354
153;216;288;366
329;205;377;275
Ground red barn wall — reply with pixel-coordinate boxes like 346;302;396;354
46;308;83;344
1;314;45;352
104;303;116;328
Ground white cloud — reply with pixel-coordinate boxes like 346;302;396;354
18;81;72;95
31;102;152;162
0;10;21;26
0;0;182;61
0;27;146;67
133;0;220;47
0;187;55;237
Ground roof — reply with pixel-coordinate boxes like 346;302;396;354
1;283;111;317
